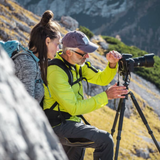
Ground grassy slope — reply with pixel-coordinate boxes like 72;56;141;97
0;0;67;45
0;1;39;43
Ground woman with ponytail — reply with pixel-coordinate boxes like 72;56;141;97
14;10;61;103
29;10;61;86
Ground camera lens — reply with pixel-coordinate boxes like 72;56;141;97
133;53;154;67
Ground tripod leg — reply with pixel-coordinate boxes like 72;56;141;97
114;98;126;160
129;91;160;153
111;98;123;136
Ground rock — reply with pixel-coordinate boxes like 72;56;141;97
115;35;121;41
0;28;9;40
60;16;79;31
98;41;108;50
0;0;15;11
135;147;150;159
12;11;35;26
92;35;109;51
15;20;31;33
0;46;68;160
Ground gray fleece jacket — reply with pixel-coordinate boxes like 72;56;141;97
13;53;44;103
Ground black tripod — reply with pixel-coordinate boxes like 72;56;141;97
111;75;160;160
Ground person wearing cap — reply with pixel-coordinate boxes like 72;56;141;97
43;30;128;160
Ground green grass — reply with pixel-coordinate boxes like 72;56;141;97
79;26;94;39
102;35;148;57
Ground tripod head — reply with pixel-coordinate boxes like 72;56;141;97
117;53;155;88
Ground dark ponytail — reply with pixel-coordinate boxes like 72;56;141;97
29;10;60;86
40;10;54;26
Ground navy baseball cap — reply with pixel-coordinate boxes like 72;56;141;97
62;30;98;53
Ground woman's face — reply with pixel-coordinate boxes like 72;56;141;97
47;32;61;59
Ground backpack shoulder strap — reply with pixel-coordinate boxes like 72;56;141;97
47;59;73;111
48;58;73;85
12;52;31;60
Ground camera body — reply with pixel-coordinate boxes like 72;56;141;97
118;53;154;76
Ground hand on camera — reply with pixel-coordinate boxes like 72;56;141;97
105;83;128;100
106;50;122;68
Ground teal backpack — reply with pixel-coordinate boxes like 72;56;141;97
0;40;29;57
0;40;39;62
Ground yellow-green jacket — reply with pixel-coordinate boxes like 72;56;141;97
43;52;117;123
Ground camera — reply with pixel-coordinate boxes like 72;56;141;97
118;53;154;76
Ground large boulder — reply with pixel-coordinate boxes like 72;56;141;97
0;46;68;160
60;16;78;31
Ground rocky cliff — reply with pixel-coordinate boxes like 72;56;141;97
15;0;160;56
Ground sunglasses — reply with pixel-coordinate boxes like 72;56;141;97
71;50;88;57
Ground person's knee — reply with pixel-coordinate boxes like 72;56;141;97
107;133;114;147
101;132;114;148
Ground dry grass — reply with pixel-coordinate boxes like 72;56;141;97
7;0;40;23
0;0;70;45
